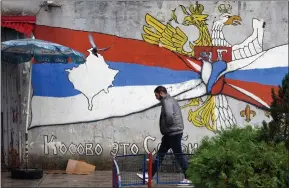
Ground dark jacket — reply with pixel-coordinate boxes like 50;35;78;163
159;94;184;136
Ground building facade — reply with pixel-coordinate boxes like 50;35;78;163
1;1;288;169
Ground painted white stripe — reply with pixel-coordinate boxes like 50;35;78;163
239;44;288;70
175;83;206;101
218;44;288;80
227;83;270;108
201;61;212;84
187;59;201;72
217;51;265;80
31;80;203;127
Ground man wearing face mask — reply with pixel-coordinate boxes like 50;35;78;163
137;86;192;185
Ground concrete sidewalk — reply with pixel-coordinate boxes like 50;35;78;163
1;171;193;187
1;171;112;187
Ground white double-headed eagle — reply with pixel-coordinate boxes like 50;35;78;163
142;2;265;131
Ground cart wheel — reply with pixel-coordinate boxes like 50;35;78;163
11;168;43;179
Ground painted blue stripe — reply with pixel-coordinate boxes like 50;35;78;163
32;63;80;97
207;61;227;93
32;62;200;97
225;67;288;86
107;62;199;86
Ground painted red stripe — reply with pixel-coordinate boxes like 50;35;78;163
224;79;278;108
175;53;202;73
34;25;197;71
222;84;265;108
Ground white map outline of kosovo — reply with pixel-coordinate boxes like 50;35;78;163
66;49;119;111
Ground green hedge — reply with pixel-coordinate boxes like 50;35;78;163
187;126;288;188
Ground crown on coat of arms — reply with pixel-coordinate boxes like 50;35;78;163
218;4;232;14
189;1;205;15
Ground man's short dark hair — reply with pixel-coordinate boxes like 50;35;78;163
154;86;167;94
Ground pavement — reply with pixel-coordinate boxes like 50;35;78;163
1;171;194;187
1;171;112;187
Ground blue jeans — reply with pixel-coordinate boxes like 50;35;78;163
151;133;188;179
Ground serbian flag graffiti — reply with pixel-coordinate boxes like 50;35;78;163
30;25;288;127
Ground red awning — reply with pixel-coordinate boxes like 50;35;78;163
1;16;36;37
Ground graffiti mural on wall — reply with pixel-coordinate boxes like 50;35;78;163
240;105;256;122
31;32;206;127
31;2;288;132
43;135;198;156
142;2;288;131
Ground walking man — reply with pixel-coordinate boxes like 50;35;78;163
137;86;192;185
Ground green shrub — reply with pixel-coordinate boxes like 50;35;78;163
187;126;288;188
259;73;289;148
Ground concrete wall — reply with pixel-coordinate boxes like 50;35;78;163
2;1;288;169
